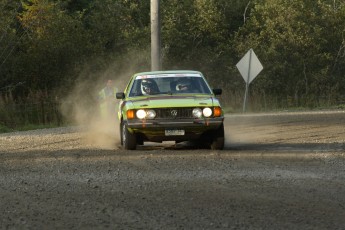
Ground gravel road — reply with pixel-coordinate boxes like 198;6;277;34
0;111;345;229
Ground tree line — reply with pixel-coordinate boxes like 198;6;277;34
1;0;345;128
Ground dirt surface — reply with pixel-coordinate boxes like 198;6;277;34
0;111;345;229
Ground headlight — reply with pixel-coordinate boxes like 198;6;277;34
135;109;156;119
136;109;146;119
192;108;202;118
146;110;156;119
202;107;212;117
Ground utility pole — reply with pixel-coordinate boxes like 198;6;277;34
151;0;161;71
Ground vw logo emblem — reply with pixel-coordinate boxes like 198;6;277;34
170;109;178;117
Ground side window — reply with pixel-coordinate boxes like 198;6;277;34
123;77;133;96
129;80;142;97
195;78;211;94
190;78;201;93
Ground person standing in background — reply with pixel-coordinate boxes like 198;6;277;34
98;79;118;119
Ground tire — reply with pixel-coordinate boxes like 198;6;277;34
137;137;144;146
210;124;225;150
122;122;137;150
120;122;123;146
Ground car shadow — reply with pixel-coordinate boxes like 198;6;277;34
224;142;344;152
0;142;343;162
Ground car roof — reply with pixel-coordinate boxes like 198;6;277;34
132;70;203;77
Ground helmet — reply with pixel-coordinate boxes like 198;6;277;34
176;79;192;91
141;79;157;95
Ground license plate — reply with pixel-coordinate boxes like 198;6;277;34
165;129;185;136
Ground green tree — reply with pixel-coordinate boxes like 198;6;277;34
17;0;92;92
0;1;23;92
233;0;345;108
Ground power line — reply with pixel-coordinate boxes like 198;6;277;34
0;30;27;70
0;2;28;61
0;1;21;44
0;2;40;71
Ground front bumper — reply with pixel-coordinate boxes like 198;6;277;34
127;117;223;128
126;117;224;142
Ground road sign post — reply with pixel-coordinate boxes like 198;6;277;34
236;49;263;113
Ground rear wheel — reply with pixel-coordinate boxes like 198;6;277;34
210;124;224;150
122;122;137;150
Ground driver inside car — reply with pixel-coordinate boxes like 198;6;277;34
141;79;159;95
175;78;193;92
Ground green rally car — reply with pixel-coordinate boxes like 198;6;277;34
116;70;224;150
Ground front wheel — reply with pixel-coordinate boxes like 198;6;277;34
210;124;225;150
122;122;137;150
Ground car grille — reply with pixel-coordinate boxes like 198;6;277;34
155;108;193;119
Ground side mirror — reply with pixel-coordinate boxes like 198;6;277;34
116;92;125;99
212;89;222;96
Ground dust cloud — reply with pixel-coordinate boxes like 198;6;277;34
57;47;150;149
60;51;149;149
223;114;284;149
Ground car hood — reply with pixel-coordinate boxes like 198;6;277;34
127;95;219;109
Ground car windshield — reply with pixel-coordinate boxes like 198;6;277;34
128;73;212;97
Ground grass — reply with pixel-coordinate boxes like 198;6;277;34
222;104;345;114
0;123;62;134
0;124;13;133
